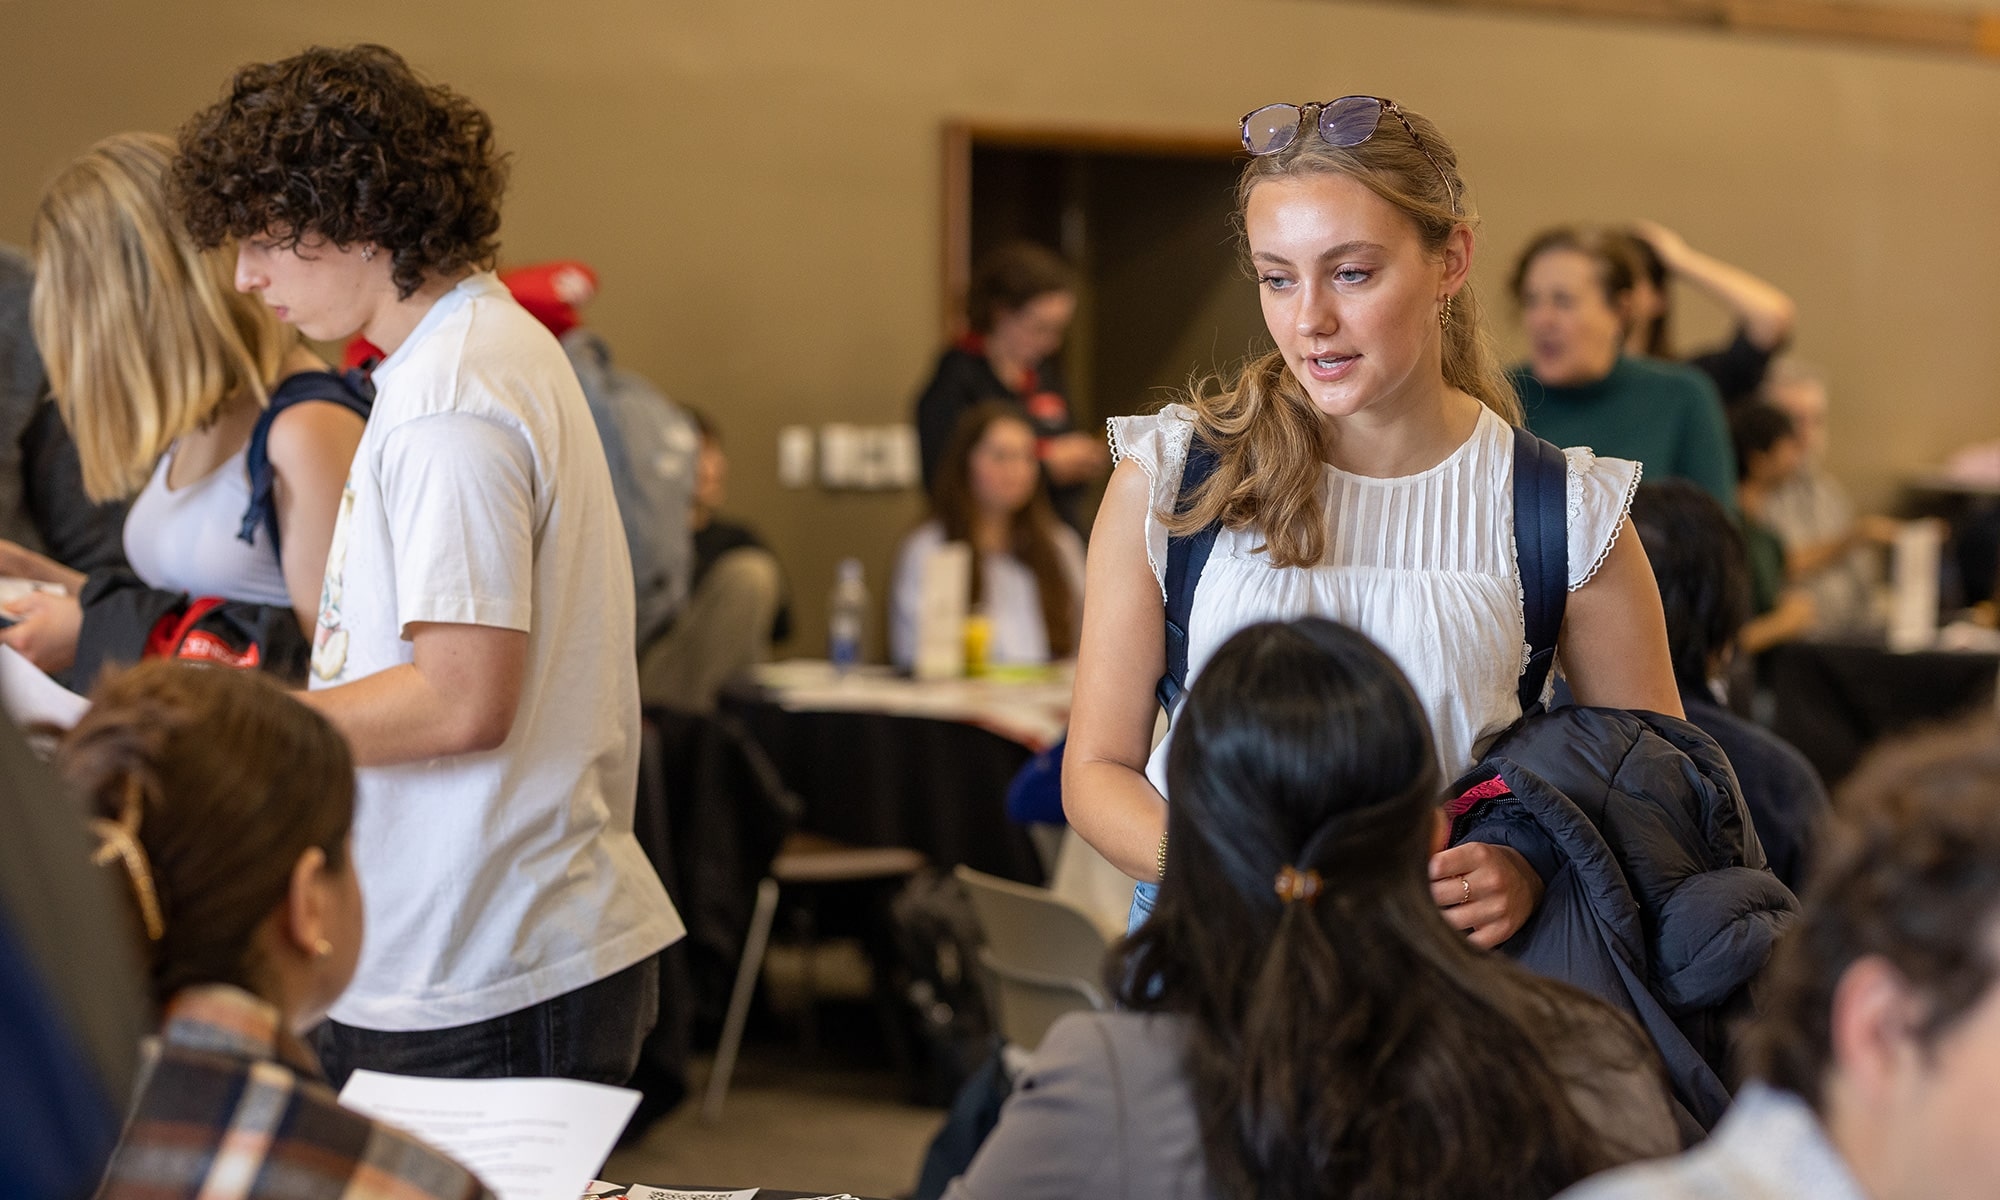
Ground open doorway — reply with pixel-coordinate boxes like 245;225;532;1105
940;124;1268;440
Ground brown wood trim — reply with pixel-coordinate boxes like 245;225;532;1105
940;122;973;340
952;121;1244;158
1396;0;2000;58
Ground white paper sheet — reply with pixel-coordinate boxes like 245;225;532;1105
338;1071;641;1200
0;644;88;730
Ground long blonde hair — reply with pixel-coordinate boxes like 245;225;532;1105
1167;104;1517;569
30;132;292;501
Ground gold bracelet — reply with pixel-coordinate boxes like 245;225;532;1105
1156;831;1169;881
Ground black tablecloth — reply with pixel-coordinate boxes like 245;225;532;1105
721;691;1044;885
1769;640;2000;787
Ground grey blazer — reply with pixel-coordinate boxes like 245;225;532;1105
946;1012;1213;1200
945;1007;1682;1200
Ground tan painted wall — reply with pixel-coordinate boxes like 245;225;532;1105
4;0;1996;652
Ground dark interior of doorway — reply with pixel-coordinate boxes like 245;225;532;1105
963;142;1269;438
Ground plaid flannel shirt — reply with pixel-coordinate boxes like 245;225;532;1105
96;984;493;1200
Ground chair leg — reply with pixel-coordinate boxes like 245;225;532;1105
703;876;780;1123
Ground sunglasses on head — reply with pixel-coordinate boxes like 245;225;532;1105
1239;97;1460;216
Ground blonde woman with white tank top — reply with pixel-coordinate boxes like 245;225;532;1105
0;133;364;678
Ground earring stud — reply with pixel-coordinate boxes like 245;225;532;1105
313;938;333;958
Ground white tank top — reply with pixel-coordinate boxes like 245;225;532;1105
122;441;293;607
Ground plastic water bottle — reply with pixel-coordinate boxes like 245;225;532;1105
828;557;867;674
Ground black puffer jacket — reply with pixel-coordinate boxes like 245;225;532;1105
1451;706;1798;1139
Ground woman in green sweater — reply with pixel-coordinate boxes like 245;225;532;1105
1508;226;1736;509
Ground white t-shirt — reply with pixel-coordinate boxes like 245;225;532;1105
1109;404;1639;792
310;273;683;1031
888;519;1086;670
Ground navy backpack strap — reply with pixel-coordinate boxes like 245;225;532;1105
1511;424;1569;713
238;370;374;553
1156;437;1222;713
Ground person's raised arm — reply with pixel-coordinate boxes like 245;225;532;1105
1632;220;1797;351
268;400;366;636
1063;459;1170;881
1560;519;1684;717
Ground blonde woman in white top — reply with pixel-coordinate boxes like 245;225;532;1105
1065;98;1682;944
0;133;364;675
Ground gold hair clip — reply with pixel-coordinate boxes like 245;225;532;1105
1273;865;1324;904
89;780;164;941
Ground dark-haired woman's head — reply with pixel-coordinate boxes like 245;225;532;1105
57;662;361;1031
1159;618;1442;930
965;242;1076;370
1117;618;1653;1199
1631;480;1753;697
930;402;1075;658
173;43;509;332
1512;226;1638;388
1732;400;1804;487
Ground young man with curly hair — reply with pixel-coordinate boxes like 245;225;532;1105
173;44;682;1085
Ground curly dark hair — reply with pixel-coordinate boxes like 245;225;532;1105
173;44;508;299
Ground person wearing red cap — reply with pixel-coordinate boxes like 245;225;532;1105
499;260;699;660
173;45;682;1087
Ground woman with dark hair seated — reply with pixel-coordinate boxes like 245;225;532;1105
62;662;489;1199
891;401;1084;672
949;618;1678;1200
1630;479;1830;893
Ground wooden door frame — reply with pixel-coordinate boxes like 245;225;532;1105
938;121;1243;337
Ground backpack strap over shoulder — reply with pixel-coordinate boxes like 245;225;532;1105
1157;437;1221;714
238;369;374;556
1512;424;1569;713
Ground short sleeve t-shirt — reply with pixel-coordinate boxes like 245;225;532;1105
311;273;683;1031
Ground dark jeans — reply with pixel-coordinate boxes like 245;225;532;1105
312;955;659;1090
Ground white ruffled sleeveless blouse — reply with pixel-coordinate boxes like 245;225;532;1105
1108;403;1640;792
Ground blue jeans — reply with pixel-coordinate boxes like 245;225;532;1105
1127;880;1158;934
312;955;659;1090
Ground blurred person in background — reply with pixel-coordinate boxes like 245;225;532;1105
891;402;1083;672
914;241;1109;532
1759;358;1896;634
1619;221;1796;408
502;260;699;659
1510;226;1737;508
0;243;127;581
1631;479;1829;893
639;407;790;710
1732;402;1818;654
